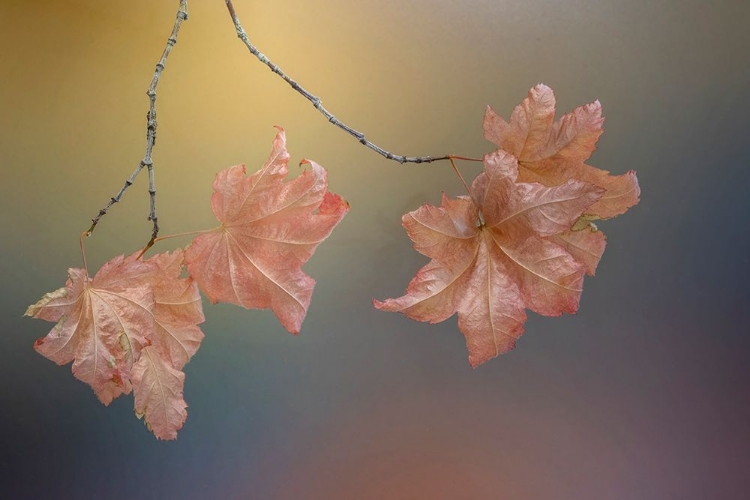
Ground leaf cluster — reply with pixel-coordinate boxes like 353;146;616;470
26;86;639;439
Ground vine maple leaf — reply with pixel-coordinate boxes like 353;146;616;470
483;84;639;220
131;249;204;440
26;255;157;404
548;227;606;277
143;250;205;371
184;127;349;334
26;250;204;440
375;150;604;367
131;346;188;440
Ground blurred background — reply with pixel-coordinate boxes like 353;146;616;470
1;0;748;498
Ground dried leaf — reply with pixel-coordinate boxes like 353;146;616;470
548;227;606;276
484;84;640;219
185;127;349;334
146;250;205;370
131;346;187;441
26;250;205;439
26;256;157;405
376;150;604;366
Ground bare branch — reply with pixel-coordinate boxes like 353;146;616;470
88;0;189;239
223;0;452;165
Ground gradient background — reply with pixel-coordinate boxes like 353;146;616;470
1;0;749;498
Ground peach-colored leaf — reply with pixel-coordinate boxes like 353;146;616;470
145;250;205;370
25;257;157;405
26;250;205;440
548;227;607;276
484;84;640;219
185;127;349;334
131;346;187;441
375;150;603;367
128;249;204;439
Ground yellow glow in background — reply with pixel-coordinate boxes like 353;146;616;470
2;1;749;498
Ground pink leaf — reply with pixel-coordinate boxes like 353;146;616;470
185;127;349;334
131;346;187;440
548;227;607;277
484;84;640;219
376;151;603;367
26;250;205;439
26;257;157;405
145;250;205;370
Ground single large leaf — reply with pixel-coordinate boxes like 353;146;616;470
483;84;640;219
26;256;157;404
185;127;349;334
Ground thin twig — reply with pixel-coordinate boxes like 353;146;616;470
87;0;189;241
223;0;454;165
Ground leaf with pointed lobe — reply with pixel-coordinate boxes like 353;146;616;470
25;256;157;405
124;249;204;439
484;84;640;219
376;150;604;366
548;226;607;277
131;346;188;441
185;127;349;334
145;249;205;370
26;250;205;440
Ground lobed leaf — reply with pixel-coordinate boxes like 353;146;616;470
484;84;640;219
377;85;640;365
185;127;349;334
26;250;205;439
376;148;603;366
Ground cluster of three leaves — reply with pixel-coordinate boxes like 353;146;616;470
26;85;639;439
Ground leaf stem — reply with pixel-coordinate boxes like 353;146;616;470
449;156;485;225
136;228;213;260
448;155;483;162
154;229;214;243
79;231;90;276
448;156;473;197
